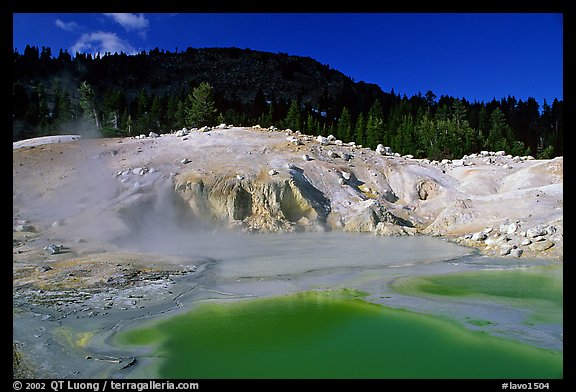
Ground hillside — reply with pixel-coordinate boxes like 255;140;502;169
12;46;563;160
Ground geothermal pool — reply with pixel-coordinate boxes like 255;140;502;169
103;232;562;379
115;289;562;379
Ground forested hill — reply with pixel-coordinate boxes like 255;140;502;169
13;45;562;159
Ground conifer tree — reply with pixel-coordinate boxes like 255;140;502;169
365;100;384;149
283;100;302;131
185;82;217;127
337;107;353;142
354;112;366;146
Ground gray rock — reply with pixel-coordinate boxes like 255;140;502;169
376;144;392;155
510;248;523;258
500;244;516;256
471;232;487;241
528;240;554;252
37;265;53;273
484;234;509;246
506;222;519;235
286;136;302;145
526;227;545;238
44;243;64;254
15;224;35;232
544;225;557;235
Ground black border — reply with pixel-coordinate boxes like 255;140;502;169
8;1;572;390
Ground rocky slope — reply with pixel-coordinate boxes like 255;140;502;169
13;126;562;261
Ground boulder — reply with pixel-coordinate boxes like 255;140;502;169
44;243;64;254
316;136;329;145
471;232;487;241
528;240;554;252
148;131;159;138
500;243;516;256
376;144;392;155
510;248;523;258
526;227;545;238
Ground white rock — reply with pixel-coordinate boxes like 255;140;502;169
510;248;523;258
302;154;311;161
500;243;516;256
181;158;191;164
526;227;545;238
149;131;159;138
268;169;278;176
341;172;351;180
286;136;302;145
327;134;336;142
216;123;227;129
376;144;393;155
521;238;532;246
495;150;506;156
316;136;329;145
471;232;487;241
544;225;557;235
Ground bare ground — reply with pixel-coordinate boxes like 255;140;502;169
12;127;563;378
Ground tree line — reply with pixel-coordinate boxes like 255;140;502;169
13;46;562;159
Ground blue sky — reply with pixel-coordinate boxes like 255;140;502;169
12;13;563;106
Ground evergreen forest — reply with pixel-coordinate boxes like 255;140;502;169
13;45;563;159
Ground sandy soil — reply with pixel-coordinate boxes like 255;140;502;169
12;128;563;378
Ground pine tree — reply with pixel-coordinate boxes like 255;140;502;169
337;107;353;142
354;112;366;146
486;108;509;152
365;100;384;149
185;82;217;127
283;100;301;131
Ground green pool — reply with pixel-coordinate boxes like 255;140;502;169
391;265;563;325
115;288;562;379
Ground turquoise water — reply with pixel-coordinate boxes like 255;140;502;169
115;289;562;379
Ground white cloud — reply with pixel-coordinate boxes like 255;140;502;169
103;13;149;36
70;31;137;55
55;19;79;31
